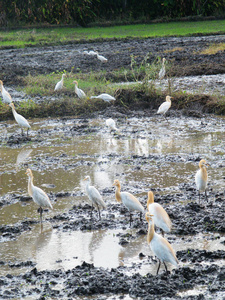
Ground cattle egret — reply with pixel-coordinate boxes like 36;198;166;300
73;81;86;99
83;175;106;219
90;93;116;102
0;80;12;103
96;51;108;63
146;212;178;275
147;191;171;236
9;103;31;136
113;179;144;225
159;58;166;80
54;73;66;91
26;168;53;223
106;118;118;131
157;95;173;117
195;159;208;202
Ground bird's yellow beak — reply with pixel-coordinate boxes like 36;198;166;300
83;177;87;181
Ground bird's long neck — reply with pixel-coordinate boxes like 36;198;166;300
11;106;17;118
147;220;155;244
85;180;90;192
115;184;122;202
200;165;208;181
28;175;34;197
147;192;154;206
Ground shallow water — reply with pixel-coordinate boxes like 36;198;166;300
1;113;225;295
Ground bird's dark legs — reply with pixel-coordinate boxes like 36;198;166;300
21;128;24;136
139;212;142;222
163;261;168;273
129;212;132;226
38;207;43;223
156;260;161;275
90;203;93;218
205;190;208;202
27;129;29;137
96;204;101;220
198;191;201;203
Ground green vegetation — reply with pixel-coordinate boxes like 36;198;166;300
1;0;225;27
1;20;225;49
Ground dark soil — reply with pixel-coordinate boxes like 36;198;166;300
1;35;225;85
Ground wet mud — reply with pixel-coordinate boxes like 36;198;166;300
1;35;225;299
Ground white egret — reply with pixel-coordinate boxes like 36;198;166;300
0;80;12;103
26;168;53;223
83;175;106;219
54;73;66;91
147;191;171;236
146;212;178;275
9;103;31;136
113;179;144;225
96;51;108;63
73;81;86;99
106;118;118;131
157;95;173;117
195;159;208;202
90;93;115;102
159;58;166;80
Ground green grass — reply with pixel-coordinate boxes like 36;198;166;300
1;19;225;48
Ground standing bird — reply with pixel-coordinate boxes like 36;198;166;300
83;175;106;219
147;191;172;236
54;73;66;91
9;103;31;136
106;118;118;131
113;179;144;226
73;81;86;99
0;80;12;103
90;93;116;102
159;58;166;80
25;168;53;223
195;159;208;203
157;95;173;118
96;51;108;63
146;212;178;275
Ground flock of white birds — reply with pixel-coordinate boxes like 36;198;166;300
0;55;209;275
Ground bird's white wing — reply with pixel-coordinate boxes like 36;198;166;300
121;192;144;212
32;186;53;209
151;234;178;266
2;89;12;103
54;81;62;91
15;113;31;128
157;102;170;114
89;186;106;208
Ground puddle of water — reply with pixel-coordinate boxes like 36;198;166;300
0;221;224;277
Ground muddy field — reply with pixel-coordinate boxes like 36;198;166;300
0;34;225;299
1;34;225;85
